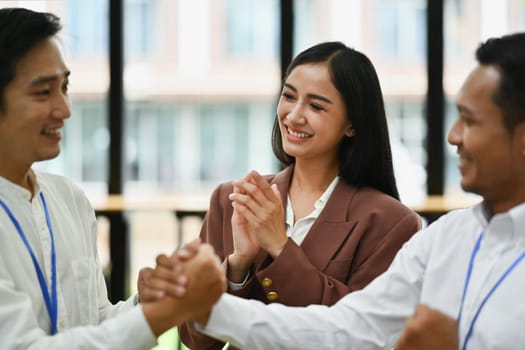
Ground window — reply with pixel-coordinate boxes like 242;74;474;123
377;0;426;61
226;0;279;58
125;0;156;57
66;0;107;57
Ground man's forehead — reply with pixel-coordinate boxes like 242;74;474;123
14;39;69;86
457;65;501;101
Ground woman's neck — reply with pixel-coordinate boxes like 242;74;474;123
292;160;338;193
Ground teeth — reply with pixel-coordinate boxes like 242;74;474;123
43;128;61;135
288;128;311;138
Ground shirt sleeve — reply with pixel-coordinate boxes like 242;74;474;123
0;252;157;350
202;224;436;350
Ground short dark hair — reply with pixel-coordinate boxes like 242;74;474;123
272;42;399;199
476;32;525;131
0;8;62;110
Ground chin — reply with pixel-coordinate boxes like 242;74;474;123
282;144;297;157
460;181;481;196
39;150;61;161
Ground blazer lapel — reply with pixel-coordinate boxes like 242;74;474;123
299;180;359;271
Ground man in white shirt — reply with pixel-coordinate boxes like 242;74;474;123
0;7;225;349
162;32;525;349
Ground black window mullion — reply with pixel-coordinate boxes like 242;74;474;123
426;0;445;195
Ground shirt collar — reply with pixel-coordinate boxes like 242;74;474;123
285;176;340;225
473;199;525;243
314;176;339;210
0;169;39;201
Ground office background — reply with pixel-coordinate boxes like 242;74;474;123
18;0;525;202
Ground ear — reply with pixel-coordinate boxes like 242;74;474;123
345;127;355;138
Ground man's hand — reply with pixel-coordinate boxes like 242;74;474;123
396;304;459;350
142;243;226;336
137;239;201;302
179;243;227;323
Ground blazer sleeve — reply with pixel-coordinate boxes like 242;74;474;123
253;197;421;307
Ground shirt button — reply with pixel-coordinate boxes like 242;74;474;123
267;291;279;301
261;277;272;288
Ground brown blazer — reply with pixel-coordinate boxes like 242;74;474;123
179;166;421;349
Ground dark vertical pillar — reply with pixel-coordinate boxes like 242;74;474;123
280;0;294;80
426;0;445;195
108;0;128;302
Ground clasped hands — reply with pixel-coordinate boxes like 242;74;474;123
227;170;287;282
137;240;226;335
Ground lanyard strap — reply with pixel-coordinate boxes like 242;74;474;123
0;192;58;335
457;233;525;350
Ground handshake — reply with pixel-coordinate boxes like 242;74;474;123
137;240;227;337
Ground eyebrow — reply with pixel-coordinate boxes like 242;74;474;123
30;70;71;87
283;83;333;104
456;104;472;114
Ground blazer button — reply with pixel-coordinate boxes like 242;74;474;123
261;277;272;288
267;291;279;301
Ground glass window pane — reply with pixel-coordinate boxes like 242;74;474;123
124;0;280;197
125;0;156;57
66;0;108;57
226;0;278;58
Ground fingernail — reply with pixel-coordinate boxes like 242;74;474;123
178;249;189;257
174;286;186;297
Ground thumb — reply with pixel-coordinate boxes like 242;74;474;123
271;184;282;203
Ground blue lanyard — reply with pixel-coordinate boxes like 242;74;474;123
457;233;525;350
0;192;58;335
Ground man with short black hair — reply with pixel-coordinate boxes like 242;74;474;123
0;7;225;349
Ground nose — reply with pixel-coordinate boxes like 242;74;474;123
286;103;306;125
51;93;71;120
447;118;461;146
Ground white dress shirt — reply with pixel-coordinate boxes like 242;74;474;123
0;170;156;349
285;176;339;245
203;200;525;349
